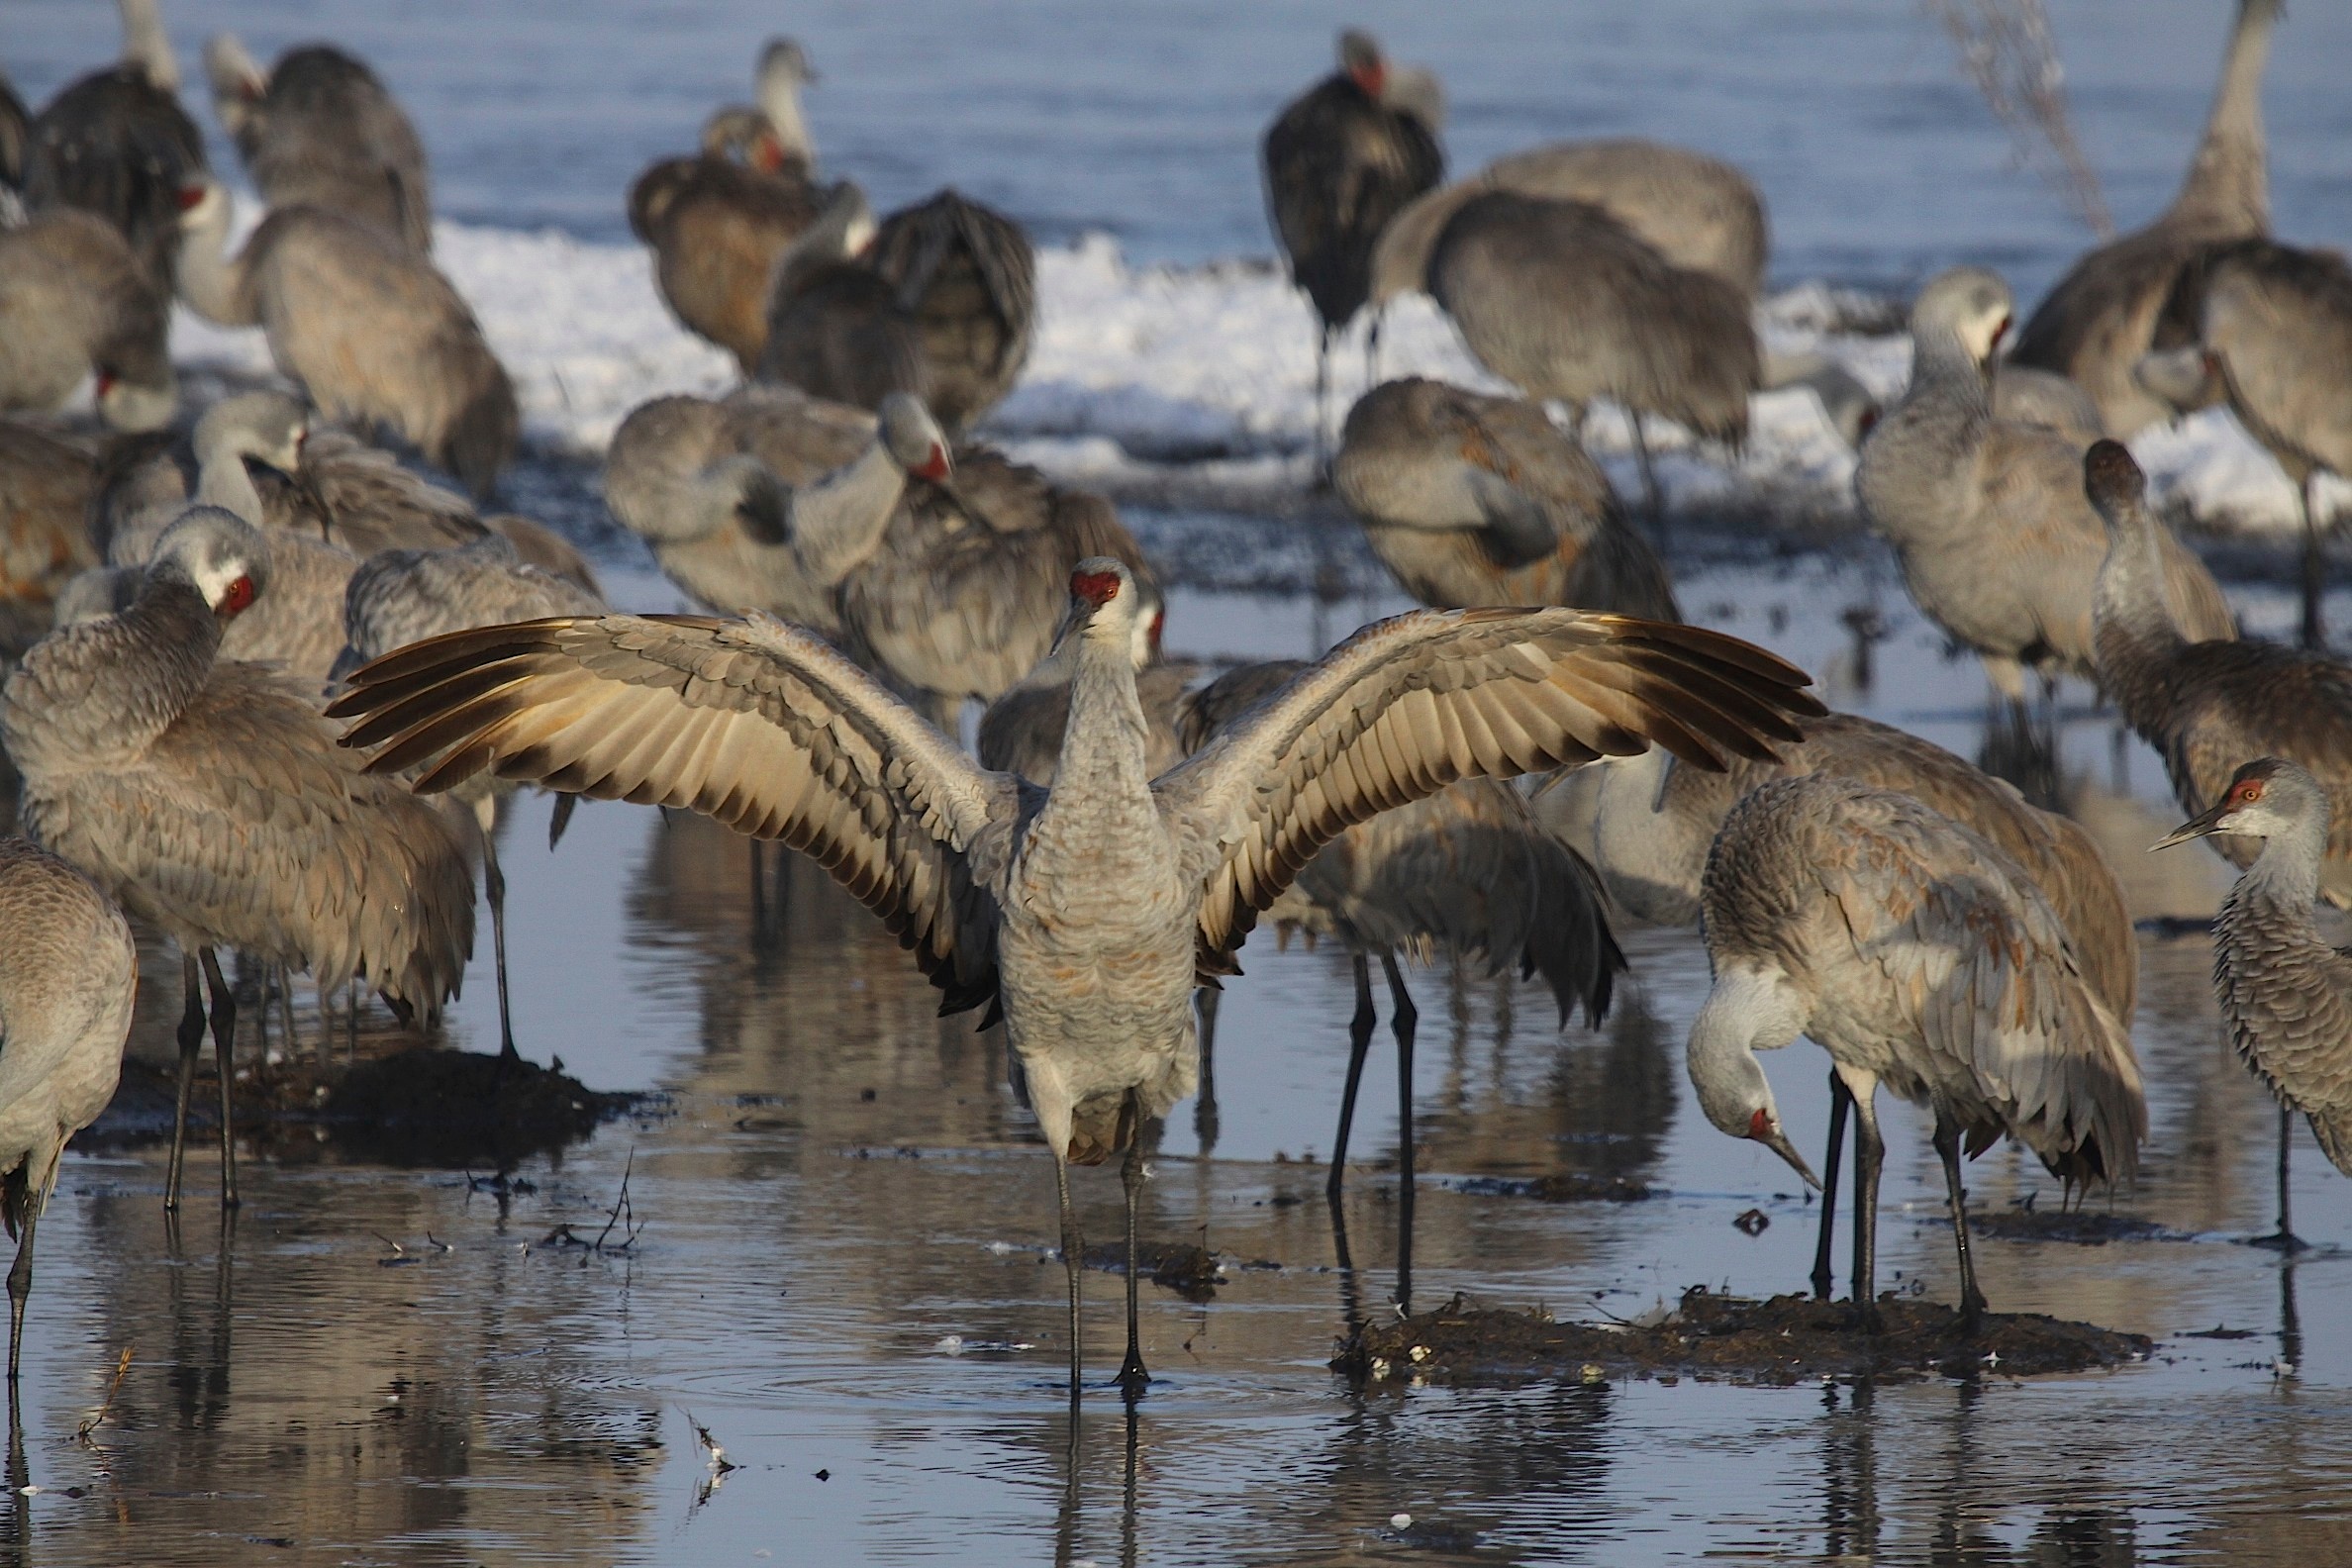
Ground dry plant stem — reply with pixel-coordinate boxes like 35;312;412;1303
74;1346;136;1442
1928;0;2113;238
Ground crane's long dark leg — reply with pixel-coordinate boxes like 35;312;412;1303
2299;473;2326;651
1326;953;1377;1205
1193;987;1221;1156
1312;326;1334;484
165;954;207;1212
1055;1151;1083;1400
200;947;240;1210
478;802;522;1065
5;1192;35;1386
1848;1076;1885;1333
1383;953;1419;1319
748;839;769;936
1365;309;1384;392
1932;1113;1986;1332
2254;1104;2308;1252
1812;1072;1851;1302
1116;1093;1150;1396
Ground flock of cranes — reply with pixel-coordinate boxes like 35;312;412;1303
0;0;2347;1414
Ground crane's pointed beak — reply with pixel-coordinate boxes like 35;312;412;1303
1756;1124;1820;1190
2152;799;2230;851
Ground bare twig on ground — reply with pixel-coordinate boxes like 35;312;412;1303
1926;0;2113;239
73;1346;135;1442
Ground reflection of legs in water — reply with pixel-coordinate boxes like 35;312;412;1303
1932;1112;1988;1332
1818;1375;1883;1561
1326;954;1377;1205
1054;1153;1084;1400
1193;987;1221;1156
2252;1105;2309;1252
2279;1253;2304;1377
1327;1191;1365;1332
1812;1072;1851;1302
1119;1395;1142;1568
1383;954;1418;1319
1116;1095;1150;1396
1847;1072;1885;1332
1052;1393;1083;1568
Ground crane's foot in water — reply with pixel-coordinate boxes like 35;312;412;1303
1113;1353;1150;1398
2248;1227;2310;1254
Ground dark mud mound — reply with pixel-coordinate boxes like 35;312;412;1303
91;1048;630;1168
1964;1207;2189;1244
1083;1241;1224;1302
1335;1287;2152;1386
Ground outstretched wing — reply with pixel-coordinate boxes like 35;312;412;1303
1154;608;1822;975
329;612;1024;1015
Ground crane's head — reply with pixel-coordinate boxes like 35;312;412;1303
759;38;818;88
195;390;307;475
878;394;952;483
2133;344;2226;417
174;178;231;234
1337;29;1387;97
1063;556;1146;650
2081;440;2148;534
94;366;176;434
2155;758;2331;851
1910;266;2012;371
147;506;270;621
1685;966;1819;1190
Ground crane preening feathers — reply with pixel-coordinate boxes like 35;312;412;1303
330;560;1822;1398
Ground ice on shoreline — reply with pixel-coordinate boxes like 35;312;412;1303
167;217;2333;539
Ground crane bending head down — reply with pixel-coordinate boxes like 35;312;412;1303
1685;964;1821;1187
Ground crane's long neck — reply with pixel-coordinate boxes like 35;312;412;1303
1685;964;1807;1139
195;442;266;527
174;203;257;327
2092;507;2187;733
2169;0;2277;236
1861;322;1988;541
757;69;817;171
785;443;909;588
1050;625;1153;812
118;0;178;90
2233;812;2329;916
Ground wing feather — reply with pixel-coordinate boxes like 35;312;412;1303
331;612;1022;1014
1158;607;1822;973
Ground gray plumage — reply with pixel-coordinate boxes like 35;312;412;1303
631;41;827;371
0;420;101;651
1565;713;2136;1028
1333;377;1678;619
975;594;1192;788
174;179;518;498
1857;266;2233;701
21;0;208;289
1425;190;1757;468
756;184;929;419
2008;0;2281;437
204;38;433;251
330;559;1823;1392
0;836;137;1383
0;209;175;430
828;441;1155;728
0;72;27;190
2142;238;2352;644
1373;139;1765;308
2087;440;2352;909
1693;773;2145;1323
2157;759;2352;1176
3;507;475;1207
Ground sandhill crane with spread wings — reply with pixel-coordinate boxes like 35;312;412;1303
331;560;1822;1398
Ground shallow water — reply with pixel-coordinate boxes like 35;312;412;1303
10;2;2352;1561
5;547;2352;1565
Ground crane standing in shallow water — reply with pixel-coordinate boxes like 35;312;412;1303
1261;30;1444;474
331;559;1822;1398
3;509;476;1211
0;838;137;1390
1694;773;2145;1329
2159;758;2352;1249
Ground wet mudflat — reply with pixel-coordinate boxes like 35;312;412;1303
1;544;2350;1565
